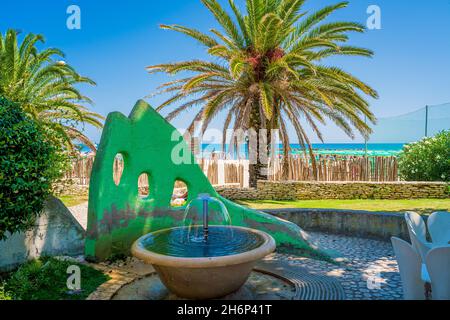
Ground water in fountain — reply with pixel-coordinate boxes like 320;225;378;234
140;194;265;258
182;194;232;243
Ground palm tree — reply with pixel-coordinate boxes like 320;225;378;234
0;29;103;152
148;0;378;187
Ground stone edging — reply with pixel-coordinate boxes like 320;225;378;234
264;208;412;241
86;264;148;300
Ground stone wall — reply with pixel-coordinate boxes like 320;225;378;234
53;179;89;196
216;181;450;201
0;196;85;272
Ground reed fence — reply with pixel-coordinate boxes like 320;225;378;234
65;154;399;188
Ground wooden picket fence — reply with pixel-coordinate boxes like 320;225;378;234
65;153;399;187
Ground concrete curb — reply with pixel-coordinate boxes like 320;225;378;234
263;208;413;241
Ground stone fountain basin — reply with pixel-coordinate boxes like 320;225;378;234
132;226;276;300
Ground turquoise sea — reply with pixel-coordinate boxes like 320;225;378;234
201;143;405;157
79;143;405;157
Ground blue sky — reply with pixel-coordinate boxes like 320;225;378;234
1;0;450;143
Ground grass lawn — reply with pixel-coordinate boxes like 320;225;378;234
59;193;450;214
59;194;88;207
238;199;450;214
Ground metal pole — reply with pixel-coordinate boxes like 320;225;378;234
425;105;429;137
202;197;209;242
364;116;368;157
364;115;369;181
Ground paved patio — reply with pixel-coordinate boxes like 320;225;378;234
285;232;403;300
70;203;404;300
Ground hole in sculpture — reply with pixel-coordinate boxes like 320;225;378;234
138;173;150;199
171;180;188;207
113;153;125;186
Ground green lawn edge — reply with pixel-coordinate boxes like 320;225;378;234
238;199;450;215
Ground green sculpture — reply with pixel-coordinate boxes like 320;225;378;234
85;100;314;261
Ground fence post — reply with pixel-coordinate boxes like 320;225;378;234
218;160;225;186
243;160;250;188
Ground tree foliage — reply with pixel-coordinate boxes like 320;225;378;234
0;97;63;239
0;29;103;152
148;0;378;184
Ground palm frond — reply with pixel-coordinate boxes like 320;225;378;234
160;24;218;48
0;29;102;152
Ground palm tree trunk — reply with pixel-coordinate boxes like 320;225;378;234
248;102;268;188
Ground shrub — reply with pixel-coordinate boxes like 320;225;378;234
398;131;450;182
0;97;63;240
0;282;12;300
4;257;110;300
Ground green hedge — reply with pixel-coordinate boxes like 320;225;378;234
399;131;450;182
0;97;61;240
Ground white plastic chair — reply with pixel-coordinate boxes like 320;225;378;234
427;212;450;246
405;212;432;261
426;246;450;300
391;237;427;300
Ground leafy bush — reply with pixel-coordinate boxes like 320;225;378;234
3;257;109;300
0;282;12;300
0;97;64;240
398;131;450;182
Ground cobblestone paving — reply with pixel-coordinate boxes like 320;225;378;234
69;204;403;300
277;232;404;300
86;234;404;300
